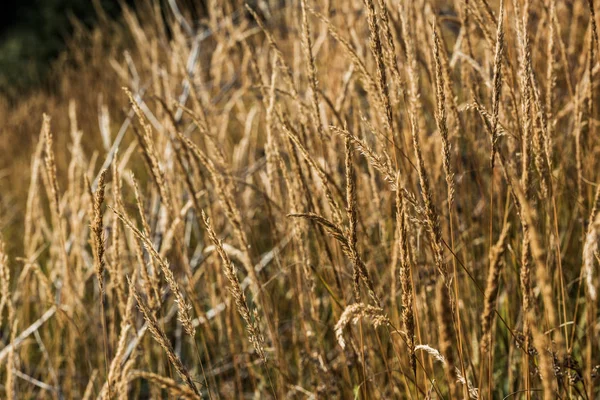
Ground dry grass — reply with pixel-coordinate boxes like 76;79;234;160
0;0;600;398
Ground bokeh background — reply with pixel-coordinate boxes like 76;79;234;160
0;0;129;98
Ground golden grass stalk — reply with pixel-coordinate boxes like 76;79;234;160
345;136;380;306
331;125;422;213
130;283;200;396
583;211;600;302
111;154;127;317
435;281;459;399
0;235;10;330
42;114;60;217
432;23;456;206
6;319;17;400
588;0;598;123
330;125;395;189
489;0;504;168
480;221;511;352
530;318;558;400
363;0;393;134
23;127;45;256
545;0;556;166
82;370;98;400
513;0;535;348
1;235;16;399
91;169;108;294
42;115;72;296
201;211;268;364
130;174;161;307
345;136;361;302
396;172;415;374
112;206;196;339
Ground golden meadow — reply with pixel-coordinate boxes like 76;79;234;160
0;0;599;398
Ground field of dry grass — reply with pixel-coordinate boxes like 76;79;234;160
0;0;599;398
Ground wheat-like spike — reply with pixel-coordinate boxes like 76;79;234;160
91;169;108;294
272;121;315;296
363;0;393;134
480;221;511;352
574;89;584;209
345;137;379;305
131;174;161;308
376;0;404;90
529;57;552;199
489;0;504;168
467;0;495;49
345;137;361;302
396;172;415;374
545;0;556;169
432;22;456;206
111;153;127;317
588;0;598;122
202;211;268;364
173;100;210;137
42;114;72;296
24;126;45;256
335;303;390;349
300;0;325;141
42;115;61;217
288;212;348;249
0;236;11;331
466;101;508;137
264;60;280;199
289;209;380;306
131;232;158;310
130;282;200;396
112;206;195;339
330;125;398;188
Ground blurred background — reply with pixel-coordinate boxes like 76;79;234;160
0;0;128;99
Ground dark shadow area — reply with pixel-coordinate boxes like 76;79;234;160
0;0;132;98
